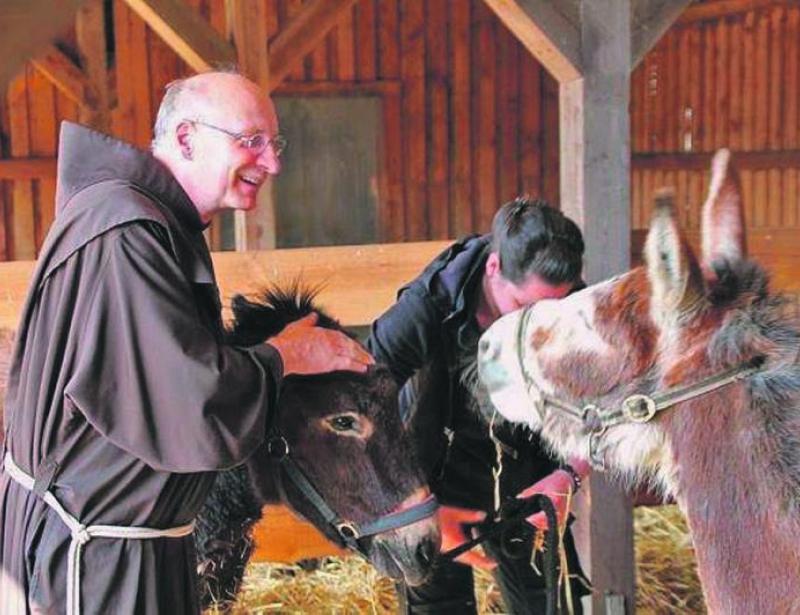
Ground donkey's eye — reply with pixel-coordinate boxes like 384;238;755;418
329;415;358;432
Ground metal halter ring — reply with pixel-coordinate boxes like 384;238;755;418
336;522;360;541
622;394;658;423
266;436;290;459
581;404;603;432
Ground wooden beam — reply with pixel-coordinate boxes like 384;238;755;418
631;0;693;68
0;1;86;90
267;0;360;91
678;0;799;24
225;0;274;252
558;1;635;611
0;241;453;332
0;0;85;91
123;0;236;72
75;0;112;130
0;158;57;180
633;149;800;170
482;0;582;83
30;45;99;111
5;149;798;181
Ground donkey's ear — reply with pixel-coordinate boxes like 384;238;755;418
701;149;746;271
645;190;705;321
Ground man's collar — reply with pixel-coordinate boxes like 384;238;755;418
55;122;206;231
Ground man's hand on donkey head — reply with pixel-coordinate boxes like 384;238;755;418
266;313;375;375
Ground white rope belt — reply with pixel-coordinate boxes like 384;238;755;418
3;453;195;615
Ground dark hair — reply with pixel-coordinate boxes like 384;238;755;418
490;196;584;285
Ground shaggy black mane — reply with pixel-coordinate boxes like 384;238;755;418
225;283;343;347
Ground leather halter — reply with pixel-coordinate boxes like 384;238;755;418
513;304;764;469
265;432;438;554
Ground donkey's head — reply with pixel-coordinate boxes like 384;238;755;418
477;150;800;491
228;285;438;585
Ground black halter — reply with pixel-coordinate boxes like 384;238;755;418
265;432;438;554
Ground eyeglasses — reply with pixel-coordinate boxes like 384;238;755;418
189;119;287;157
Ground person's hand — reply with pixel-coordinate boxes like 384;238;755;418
438;505;497;570
266;313;374;375
516;469;575;531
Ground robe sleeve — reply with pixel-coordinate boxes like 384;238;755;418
366;284;445;387
64;222;282;473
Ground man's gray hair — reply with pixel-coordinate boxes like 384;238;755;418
151;78;189;152
151;67;241;152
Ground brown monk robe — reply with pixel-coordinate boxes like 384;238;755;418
0;122;282;614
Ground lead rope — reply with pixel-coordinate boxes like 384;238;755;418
489;412;572;613
489;410;503;516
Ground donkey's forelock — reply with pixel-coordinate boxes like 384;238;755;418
225;283;342;346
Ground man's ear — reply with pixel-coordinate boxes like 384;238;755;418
485;252;501;278
176;121;194;160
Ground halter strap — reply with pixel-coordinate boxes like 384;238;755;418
265;433;438;553
513;304;764;467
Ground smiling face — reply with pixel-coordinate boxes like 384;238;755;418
157;73;283;223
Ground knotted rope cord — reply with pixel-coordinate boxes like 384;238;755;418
4;453;194;615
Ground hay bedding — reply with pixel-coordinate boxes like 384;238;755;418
206;506;704;614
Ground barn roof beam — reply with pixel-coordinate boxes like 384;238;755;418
632;0;693;68
0;0;85;91
267;0;360;91
30;46;100;112
123;0;237;72
76;0;112;131
482;0;583;83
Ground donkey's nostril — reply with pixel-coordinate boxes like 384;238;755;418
416;537;436;568
479;337;492;357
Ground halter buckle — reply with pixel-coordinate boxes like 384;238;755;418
335;521;360;542
581;404;603;432
266;436;290;459
622;394;657;423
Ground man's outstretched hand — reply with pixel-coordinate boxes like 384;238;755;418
267;313;374;375
438;505;497;570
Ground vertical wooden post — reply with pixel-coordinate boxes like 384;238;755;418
226;0;276;251
560;2;635;612
76;0;111;132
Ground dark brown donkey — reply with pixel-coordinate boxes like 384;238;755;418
194;287;439;608
477;150;800;614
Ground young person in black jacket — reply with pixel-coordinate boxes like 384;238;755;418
368;197;591;614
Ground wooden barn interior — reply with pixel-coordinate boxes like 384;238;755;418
1;0;799;612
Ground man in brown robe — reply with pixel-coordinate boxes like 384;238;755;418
0;72;372;614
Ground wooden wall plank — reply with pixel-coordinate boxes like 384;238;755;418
400;0;426;239
753;9;770;226
7;72;35;261
426;0;449;239
497;23;520;205
784;7;799;226
518;51;542;200
541;73;559;206
335;5;356;81
449;0;473;236
472;0;497;230
27;68;56;250
728;17;743;151
355;0;376;82
377;0;403;241
767;6;784;227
